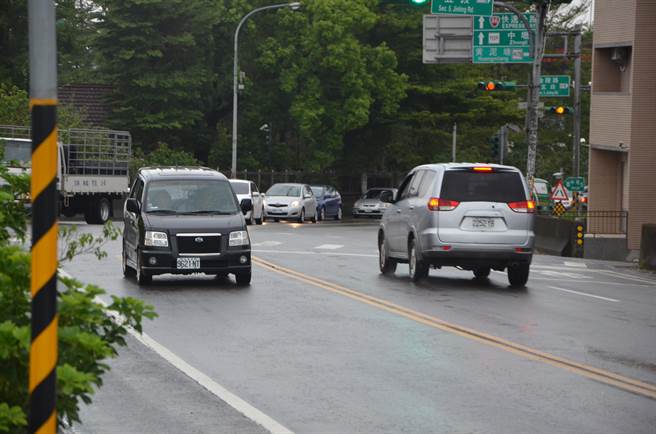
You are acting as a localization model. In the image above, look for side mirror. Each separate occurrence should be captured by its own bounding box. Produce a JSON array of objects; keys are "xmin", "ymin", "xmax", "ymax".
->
[
  {"xmin": 126, "ymin": 198, "xmax": 140, "ymax": 214},
  {"xmin": 240, "ymin": 198, "xmax": 253, "ymax": 214},
  {"xmin": 380, "ymin": 191, "xmax": 394, "ymax": 203}
]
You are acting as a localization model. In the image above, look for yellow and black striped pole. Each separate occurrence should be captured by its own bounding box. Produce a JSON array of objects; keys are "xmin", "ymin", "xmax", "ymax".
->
[{"xmin": 28, "ymin": 0, "xmax": 58, "ymax": 433}]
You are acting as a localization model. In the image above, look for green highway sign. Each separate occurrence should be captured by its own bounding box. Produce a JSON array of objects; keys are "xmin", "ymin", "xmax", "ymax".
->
[
  {"xmin": 540, "ymin": 75, "xmax": 571, "ymax": 97},
  {"xmin": 564, "ymin": 176, "xmax": 585, "ymax": 192},
  {"xmin": 473, "ymin": 13, "xmax": 536, "ymax": 64},
  {"xmin": 431, "ymin": 0, "xmax": 494, "ymax": 17}
]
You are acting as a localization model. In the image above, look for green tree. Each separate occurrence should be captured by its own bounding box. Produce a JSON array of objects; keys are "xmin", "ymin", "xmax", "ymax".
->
[{"xmin": 94, "ymin": 0, "xmax": 220, "ymax": 150}]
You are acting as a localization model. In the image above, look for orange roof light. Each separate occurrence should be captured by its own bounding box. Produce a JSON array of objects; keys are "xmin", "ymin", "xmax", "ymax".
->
[{"xmin": 473, "ymin": 166, "xmax": 493, "ymax": 172}]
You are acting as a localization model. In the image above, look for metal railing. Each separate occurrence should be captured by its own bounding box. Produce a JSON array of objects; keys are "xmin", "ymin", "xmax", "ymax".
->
[
  {"xmin": 538, "ymin": 208, "xmax": 628, "ymax": 235},
  {"xmin": 0, "ymin": 125, "xmax": 132, "ymax": 176}
]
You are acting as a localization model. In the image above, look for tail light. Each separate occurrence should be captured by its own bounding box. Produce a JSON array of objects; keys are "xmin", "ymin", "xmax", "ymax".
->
[
  {"xmin": 508, "ymin": 200, "xmax": 535, "ymax": 213},
  {"xmin": 580, "ymin": 196, "xmax": 588, "ymax": 203},
  {"xmin": 428, "ymin": 197, "xmax": 460, "ymax": 211}
]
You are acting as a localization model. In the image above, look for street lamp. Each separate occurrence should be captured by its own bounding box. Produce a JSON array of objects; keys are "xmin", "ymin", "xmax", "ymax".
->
[{"xmin": 231, "ymin": 2, "xmax": 301, "ymax": 179}]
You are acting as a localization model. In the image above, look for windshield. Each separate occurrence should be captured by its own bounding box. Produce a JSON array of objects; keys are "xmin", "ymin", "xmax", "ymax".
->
[
  {"xmin": 310, "ymin": 186, "xmax": 324, "ymax": 196},
  {"xmin": 230, "ymin": 181, "xmax": 250, "ymax": 195},
  {"xmin": 1, "ymin": 140, "xmax": 32, "ymax": 164},
  {"xmin": 440, "ymin": 171, "xmax": 526, "ymax": 203},
  {"xmin": 144, "ymin": 179, "xmax": 239, "ymax": 214},
  {"xmin": 364, "ymin": 189, "xmax": 386, "ymax": 199},
  {"xmin": 267, "ymin": 184, "xmax": 301, "ymax": 197}
]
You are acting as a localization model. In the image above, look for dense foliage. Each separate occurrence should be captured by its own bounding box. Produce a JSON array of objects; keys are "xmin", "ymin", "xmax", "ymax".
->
[
  {"xmin": 0, "ymin": 0, "xmax": 592, "ymax": 179},
  {"xmin": 0, "ymin": 152, "xmax": 157, "ymax": 432}
]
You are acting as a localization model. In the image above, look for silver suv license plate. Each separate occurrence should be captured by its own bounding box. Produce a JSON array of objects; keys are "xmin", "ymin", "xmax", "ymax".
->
[
  {"xmin": 177, "ymin": 257, "xmax": 200, "ymax": 269},
  {"xmin": 472, "ymin": 218, "xmax": 495, "ymax": 229}
]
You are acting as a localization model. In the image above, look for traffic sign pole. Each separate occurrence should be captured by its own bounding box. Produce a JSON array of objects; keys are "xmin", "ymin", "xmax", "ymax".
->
[
  {"xmin": 28, "ymin": 0, "xmax": 58, "ymax": 433},
  {"xmin": 572, "ymin": 27, "xmax": 582, "ymax": 178}
]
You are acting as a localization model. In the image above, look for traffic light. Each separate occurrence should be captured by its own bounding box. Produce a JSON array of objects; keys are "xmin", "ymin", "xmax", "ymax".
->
[
  {"xmin": 477, "ymin": 81, "xmax": 517, "ymax": 91},
  {"xmin": 548, "ymin": 106, "xmax": 574, "ymax": 115}
]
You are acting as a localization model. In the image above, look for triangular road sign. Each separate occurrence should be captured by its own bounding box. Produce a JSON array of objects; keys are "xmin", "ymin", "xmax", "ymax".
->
[{"xmin": 550, "ymin": 180, "xmax": 570, "ymax": 201}]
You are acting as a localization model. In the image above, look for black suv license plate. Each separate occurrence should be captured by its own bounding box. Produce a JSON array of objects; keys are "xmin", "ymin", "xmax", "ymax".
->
[{"xmin": 177, "ymin": 257, "xmax": 200, "ymax": 269}]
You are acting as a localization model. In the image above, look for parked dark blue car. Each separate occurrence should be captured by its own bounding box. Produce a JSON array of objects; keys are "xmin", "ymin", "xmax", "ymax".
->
[{"xmin": 310, "ymin": 185, "xmax": 343, "ymax": 221}]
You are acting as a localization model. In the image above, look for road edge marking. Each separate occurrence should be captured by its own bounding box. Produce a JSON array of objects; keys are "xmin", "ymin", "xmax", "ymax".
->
[
  {"xmin": 253, "ymin": 257, "xmax": 656, "ymax": 401},
  {"xmin": 58, "ymin": 268, "xmax": 294, "ymax": 434}
]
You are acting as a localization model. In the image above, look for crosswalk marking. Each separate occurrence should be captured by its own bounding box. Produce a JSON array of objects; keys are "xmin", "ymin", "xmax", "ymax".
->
[
  {"xmin": 251, "ymin": 241, "xmax": 283, "ymax": 247},
  {"xmin": 564, "ymin": 261, "xmax": 588, "ymax": 268}
]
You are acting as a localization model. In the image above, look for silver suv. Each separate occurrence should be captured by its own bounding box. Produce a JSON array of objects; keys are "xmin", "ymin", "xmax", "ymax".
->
[{"xmin": 378, "ymin": 163, "xmax": 535, "ymax": 287}]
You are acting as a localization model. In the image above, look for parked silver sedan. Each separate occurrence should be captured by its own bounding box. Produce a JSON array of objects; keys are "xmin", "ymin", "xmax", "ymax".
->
[
  {"xmin": 265, "ymin": 183, "xmax": 318, "ymax": 223},
  {"xmin": 352, "ymin": 188, "xmax": 398, "ymax": 218}
]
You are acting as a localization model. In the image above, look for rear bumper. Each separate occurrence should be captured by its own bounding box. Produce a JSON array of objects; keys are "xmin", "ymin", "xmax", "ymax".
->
[
  {"xmin": 140, "ymin": 248, "xmax": 251, "ymax": 276},
  {"xmin": 419, "ymin": 230, "xmax": 535, "ymax": 269}
]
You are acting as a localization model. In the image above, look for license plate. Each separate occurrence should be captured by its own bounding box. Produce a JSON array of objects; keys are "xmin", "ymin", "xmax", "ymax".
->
[
  {"xmin": 269, "ymin": 210, "xmax": 283, "ymax": 214},
  {"xmin": 177, "ymin": 257, "xmax": 200, "ymax": 269},
  {"xmin": 472, "ymin": 218, "xmax": 495, "ymax": 229}
]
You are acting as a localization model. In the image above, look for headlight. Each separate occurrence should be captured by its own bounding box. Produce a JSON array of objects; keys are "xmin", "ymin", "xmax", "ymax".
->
[
  {"xmin": 381, "ymin": 202, "xmax": 390, "ymax": 208},
  {"xmin": 290, "ymin": 200, "xmax": 300, "ymax": 208},
  {"xmin": 229, "ymin": 230, "xmax": 250, "ymax": 247},
  {"xmin": 144, "ymin": 231, "xmax": 168, "ymax": 247}
]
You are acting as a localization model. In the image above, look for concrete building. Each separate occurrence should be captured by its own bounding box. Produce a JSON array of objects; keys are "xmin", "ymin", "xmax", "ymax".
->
[{"xmin": 587, "ymin": 0, "xmax": 656, "ymax": 258}]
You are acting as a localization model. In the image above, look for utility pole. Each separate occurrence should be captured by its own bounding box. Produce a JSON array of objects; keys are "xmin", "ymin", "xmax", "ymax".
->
[
  {"xmin": 28, "ymin": 0, "xmax": 58, "ymax": 432},
  {"xmin": 452, "ymin": 122, "xmax": 457, "ymax": 162},
  {"xmin": 525, "ymin": 1, "xmax": 549, "ymax": 190},
  {"xmin": 572, "ymin": 26, "xmax": 582, "ymax": 177},
  {"xmin": 499, "ymin": 125, "xmax": 507, "ymax": 165}
]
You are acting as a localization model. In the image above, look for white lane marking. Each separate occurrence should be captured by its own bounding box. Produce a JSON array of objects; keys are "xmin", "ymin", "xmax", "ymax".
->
[
  {"xmin": 253, "ymin": 249, "xmax": 376, "ymax": 258},
  {"xmin": 564, "ymin": 261, "xmax": 588, "ymax": 268},
  {"xmin": 491, "ymin": 271, "xmax": 652, "ymax": 287},
  {"xmin": 549, "ymin": 286, "xmax": 620, "ymax": 303},
  {"xmin": 599, "ymin": 270, "xmax": 656, "ymax": 285},
  {"xmin": 314, "ymin": 244, "xmax": 344, "ymax": 250},
  {"xmin": 537, "ymin": 270, "xmax": 592, "ymax": 280},
  {"xmin": 251, "ymin": 241, "xmax": 283, "ymax": 247},
  {"xmin": 58, "ymin": 268, "xmax": 294, "ymax": 434}
]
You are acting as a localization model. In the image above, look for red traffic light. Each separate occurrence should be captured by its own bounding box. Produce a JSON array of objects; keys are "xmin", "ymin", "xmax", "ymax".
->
[{"xmin": 486, "ymin": 82, "xmax": 496, "ymax": 91}]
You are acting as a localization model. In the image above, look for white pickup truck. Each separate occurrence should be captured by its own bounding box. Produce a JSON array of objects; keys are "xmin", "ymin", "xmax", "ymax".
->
[{"xmin": 0, "ymin": 125, "xmax": 131, "ymax": 224}]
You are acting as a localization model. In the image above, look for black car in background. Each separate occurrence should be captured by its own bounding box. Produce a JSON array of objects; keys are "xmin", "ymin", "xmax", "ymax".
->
[{"xmin": 122, "ymin": 167, "xmax": 253, "ymax": 285}]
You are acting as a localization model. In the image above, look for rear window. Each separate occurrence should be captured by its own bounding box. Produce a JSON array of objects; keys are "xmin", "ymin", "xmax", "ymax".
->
[
  {"xmin": 440, "ymin": 170, "xmax": 526, "ymax": 203},
  {"xmin": 230, "ymin": 181, "xmax": 249, "ymax": 194}
]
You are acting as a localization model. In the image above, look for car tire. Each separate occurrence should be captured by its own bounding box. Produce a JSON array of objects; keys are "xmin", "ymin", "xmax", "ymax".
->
[
  {"xmin": 319, "ymin": 207, "xmax": 326, "ymax": 221},
  {"xmin": 311, "ymin": 210, "xmax": 317, "ymax": 223},
  {"xmin": 122, "ymin": 245, "xmax": 134, "ymax": 277},
  {"xmin": 85, "ymin": 196, "xmax": 111, "ymax": 224},
  {"xmin": 135, "ymin": 251, "xmax": 152, "ymax": 285},
  {"xmin": 298, "ymin": 208, "xmax": 305, "ymax": 224},
  {"xmin": 353, "ymin": 214, "xmax": 360, "ymax": 219},
  {"xmin": 473, "ymin": 267, "xmax": 491, "ymax": 279},
  {"xmin": 335, "ymin": 207, "xmax": 342, "ymax": 221},
  {"xmin": 235, "ymin": 270, "xmax": 252, "ymax": 286},
  {"xmin": 507, "ymin": 263, "xmax": 529, "ymax": 288},
  {"xmin": 255, "ymin": 207, "xmax": 264, "ymax": 225},
  {"xmin": 408, "ymin": 238, "xmax": 429, "ymax": 282},
  {"xmin": 379, "ymin": 235, "xmax": 397, "ymax": 275}
]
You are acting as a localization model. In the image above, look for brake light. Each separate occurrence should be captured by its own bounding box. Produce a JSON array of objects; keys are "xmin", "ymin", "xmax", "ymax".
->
[
  {"xmin": 428, "ymin": 197, "xmax": 460, "ymax": 211},
  {"xmin": 473, "ymin": 166, "xmax": 493, "ymax": 172},
  {"xmin": 508, "ymin": 200, "xmax": 535, "ymax": 213}
]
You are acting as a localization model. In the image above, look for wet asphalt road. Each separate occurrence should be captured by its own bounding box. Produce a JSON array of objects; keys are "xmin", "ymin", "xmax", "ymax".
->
[{"xmin": 65, "ymin": 219, "xmax": 656, "ymax": 433}]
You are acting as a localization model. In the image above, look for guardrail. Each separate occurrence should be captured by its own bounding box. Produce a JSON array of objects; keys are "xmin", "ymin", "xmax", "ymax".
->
[{"xmin": 536, "ymin": 209, "xmax": 628, "ymax": 235}]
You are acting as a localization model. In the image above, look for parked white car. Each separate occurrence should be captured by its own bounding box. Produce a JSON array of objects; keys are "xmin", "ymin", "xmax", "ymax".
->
[
  {"xmin": 229, "ymin": 179, "xmax": 265, "ymax": 225},
  {"xmin": 265, "ymin": 183, "xmax": 318, "ymax": 223}
]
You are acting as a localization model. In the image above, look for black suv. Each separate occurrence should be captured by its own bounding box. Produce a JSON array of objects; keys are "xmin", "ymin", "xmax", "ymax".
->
[{"xmin": 122, "ymin": 167, "xmax": 253, "ymax": 285}]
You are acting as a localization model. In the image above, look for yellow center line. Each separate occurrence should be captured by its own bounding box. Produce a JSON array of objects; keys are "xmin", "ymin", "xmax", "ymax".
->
[{"xmin": 252, "ymin": 256, "xmax": 656, "ymax": 400}]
